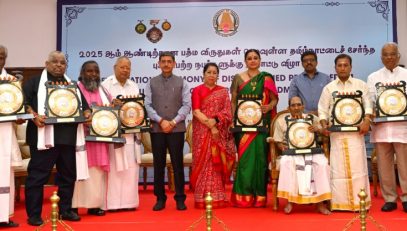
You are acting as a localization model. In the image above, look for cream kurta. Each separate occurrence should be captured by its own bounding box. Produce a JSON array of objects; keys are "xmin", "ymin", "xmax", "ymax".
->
[
  {"xmin": 318, "ymin": 77, "xmax": 371, "ymax": 211},
  {"xmin": 101, "ymin": 75, "xmax": 141, "ymax": 209},
  {"xmin": 273, "ymin": 113, "xmax": 331, "ymax": 204}
]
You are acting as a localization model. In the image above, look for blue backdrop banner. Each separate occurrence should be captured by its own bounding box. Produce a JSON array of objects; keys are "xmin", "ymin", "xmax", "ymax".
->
[{"xmin": 58, "ymin": 0, "xmax": 395, "ymax": 109}]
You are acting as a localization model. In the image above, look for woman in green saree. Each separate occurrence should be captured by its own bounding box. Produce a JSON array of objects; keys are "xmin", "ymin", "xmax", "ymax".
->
[{"xmin": 230, "ymin": 49, "xmax": 279, "ymax": 207}]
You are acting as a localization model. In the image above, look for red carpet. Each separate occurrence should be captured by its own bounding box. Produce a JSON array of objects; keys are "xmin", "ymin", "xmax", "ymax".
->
[{"xmin": 8, "ymin": 185, "xmax": 407, "ymax": 231}]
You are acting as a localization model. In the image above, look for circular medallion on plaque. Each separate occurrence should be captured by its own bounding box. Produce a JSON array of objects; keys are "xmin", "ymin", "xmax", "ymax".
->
[
  {"xmin": 334, "ymin": 98, "xmax": 363, "ymax": 125},
  {"xmin": 378, "ymin": 89, "xmax": 407, "ymax": 116},
  {"xmin": 120, "ymin": 101, "xmax": 145, "ymax": 128},
  {"xmin": 237, "ymin": 101, "xmax": 262, "ymax": 126},
  {"xmin": 0, "ymin": 83, "xmax": 24, "ymax": 115},
  {"xmin": 92, "ymin": 110, "xmax": 119, "ymax": 137},
  {"xmin": 288, "ymin": 122, "xmax": 315, "ymax": 148},
  {"xmin": 47, "ymin": 89, "xmax": 79, "ymax": 117}
]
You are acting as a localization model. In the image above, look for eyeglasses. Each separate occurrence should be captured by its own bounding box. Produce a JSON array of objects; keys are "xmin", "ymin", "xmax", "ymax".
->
[
  {"xmin": 382, "ymin": 53, "xmax": 400, "ymax": 58},
  {"xmin": 302, "ymin": 58, "xmax": 316, "ymax": 63}
]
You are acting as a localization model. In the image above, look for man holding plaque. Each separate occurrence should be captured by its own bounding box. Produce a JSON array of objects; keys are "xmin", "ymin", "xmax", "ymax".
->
[
  {"xmin": 367, "ymin": 42, "xmax": 407, "ymax": 213},
  {"xmin": 0, "ymin": 45, "xmax": 21, "ymax": 228},
  {"xmin": 72, "ymin": 61, "xmax": 110, "ymax": 216},
  {"xmin": 318, "ymin": 54, "xmax": 372, "ymax": 211},
  {"xmin": 274, "ymin": 96, "xmax": 331, "ymax": 215},
  {"xmin": 289, "ymin": 50, "xmax": 331, "ymax": 115},
  {"xmin": 23, "ymin": 51, "xmax": 91, "ymax": 226},
  {"xmin": 101, "ymin": 56, "xmax": 141, "ymax": 211},
  {"xmin": 145, "ymin": 51, "xmax": 191, "ymax": 211}
]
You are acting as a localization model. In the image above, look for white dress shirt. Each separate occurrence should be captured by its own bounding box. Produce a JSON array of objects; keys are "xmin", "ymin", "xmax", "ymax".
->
[{"xmin": 367, "ymin": 66, "xmax": 407, "ymax": 143}]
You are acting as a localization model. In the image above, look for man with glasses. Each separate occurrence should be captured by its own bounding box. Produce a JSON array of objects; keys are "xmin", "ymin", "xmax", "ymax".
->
[
  {"xmin": 289, "ymin": 50, "xmax": 331, "ymax": 115},
  {"xmin": 367, "ymin": 42, "xmax": 407, "ymax": 213}
]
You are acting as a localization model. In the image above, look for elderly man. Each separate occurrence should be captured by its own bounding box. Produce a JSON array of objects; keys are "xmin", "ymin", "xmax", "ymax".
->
[
  {"xmin": 318, "ymin": 54, "xmax": 372, "ymax": 211},
  {"xmin": 367, "ymin": 42, "xmax": 407, "ymax": 213},
  {"xmin": 0, "ymin": 45, "xmax": 22, "ymax": 228},
  {"xmin": 72, "ymin": 61, "xmax": 110, "ymax": 216},
  {"xmin": 101, "ymin": 56, "xmax": 141, "ymax": 211},
  {"xmin": 145, "ymin": 51, "xmax": 191, "ymax": 211},
  {"xmin": 23, "ymin": 51, "xmax": 91, "ymax": 226},
  {"xmin": 289, "ymin": 50, "xmax": 331, "ymax": 115},
  {"xmin": 274, "ymin": 96, "xmax": 331, "ymax": 215}
]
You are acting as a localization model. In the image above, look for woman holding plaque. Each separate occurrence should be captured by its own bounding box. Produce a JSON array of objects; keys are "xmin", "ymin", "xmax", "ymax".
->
[
  {"xmin": 230, "ymin": 49, "xmax": 278, "ymax": 207},
  {"xmin": 191, "ymin": 63, "xmax": 236, "ymax": 208}
]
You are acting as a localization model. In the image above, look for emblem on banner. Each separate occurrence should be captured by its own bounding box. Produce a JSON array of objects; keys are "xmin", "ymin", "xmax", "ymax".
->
[
  {"xmin": 135, "ymin": 19, "xmax": 172, "ymax": 43},
  {"xmin": 213, "ymin": 9, "xmax": 239, "ymax": 37}
]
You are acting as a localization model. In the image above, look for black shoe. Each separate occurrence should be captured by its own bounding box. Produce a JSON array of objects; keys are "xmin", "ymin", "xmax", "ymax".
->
[
  {"xmin": 176, "ymin": 201, "xmax": 187, "ymax": 211},
  {"xmin": 0, "ymin": 220, "xmax": 19, "ymax": 227},
  {"xmin": 27, "ymin": 216, "xmax": 43, "ymax": 226},
  {"xmin": 88, "ymin": 208, "xmax": 106, "ymax": 216},
  {"xmin": 402, "ymin": 202, "xmax": 407, "ymax": 213},
  {"xmin": 153, "ymin": 200, "xmax": 166, "ymax": 211},
  {"xmin": 381, "ymin": 202, "xmax": 397, "ymax": 212},
  {"xmin": 60, "ymin": 210, "xmax": 81, "ymax": 221}
]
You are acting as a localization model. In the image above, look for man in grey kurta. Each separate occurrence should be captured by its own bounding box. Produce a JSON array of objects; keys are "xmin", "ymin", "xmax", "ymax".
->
[{"xmin": 145, "ymin": 51, "xmax": 191, "ymax": 211}]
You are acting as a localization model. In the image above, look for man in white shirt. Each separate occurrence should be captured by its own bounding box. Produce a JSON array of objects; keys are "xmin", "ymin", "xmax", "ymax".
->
[
  {"xmin": 274, "ymin": 96, "xmax": 331, "ymax": 215},
  {"xmin": 318, "ymin": 54, "xmax": 372, "ymax": 211},
  {"xmin": 0, "ymin": 45, "xmax": 22, "ymax": 228},
  {"xmin": 367, "ymin": 42, "xmax": 407, "ymax": 213},
  {"xmin": 101, "ymin": 56, "xmax": 141, "ymax": 211}
]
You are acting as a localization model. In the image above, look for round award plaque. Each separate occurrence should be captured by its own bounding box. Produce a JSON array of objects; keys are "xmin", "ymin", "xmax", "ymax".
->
[
  {"xmin": 120, "ymin": 101, "xmax": 145, "ymax": 128},
  {"xmin": 47, "ymin": 89, "xmax": 79, "ymax": 117},
  {"xmin": 378, "ymin": 89, "xmax": 407, "ymax": 116},
  {"xmin": 288, "ymin": 122, "xmax": 314, "ymax": 148},
  {"xmin": 0, "ymin": 83, "xmax": 24, "ymax": 115},
  {"xmin": 237, "ymin": 101, "xmax": 262, "ymax": 126},
  {"xmin": 92, "ymin": 110, "xmax": 119, "ymax": 137},
  {"xmin": 334, "ymin": 98, "xmax": 363, "ymax": 125}
]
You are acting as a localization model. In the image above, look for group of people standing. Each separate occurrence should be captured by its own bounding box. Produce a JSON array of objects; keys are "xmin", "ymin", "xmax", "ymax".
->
[{"xmin": 0, "ymin": 42, "xmax": 406, "ymax": 228}]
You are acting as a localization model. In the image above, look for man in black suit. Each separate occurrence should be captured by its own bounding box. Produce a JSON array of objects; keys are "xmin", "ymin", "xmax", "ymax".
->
[{"xmin": 23, "ymin": 51, "xmax": 91, "ymax": 226}]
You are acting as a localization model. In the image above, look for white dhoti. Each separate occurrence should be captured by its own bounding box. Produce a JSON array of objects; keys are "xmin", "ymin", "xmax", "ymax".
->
[
  {"xmin": 72, "ymin": 167, "xmax": 107, "ymax": 208},
  {"xmin": 330, "ymin": 132, "xmax": 371, "ymax": 211},
  {"xmin": 277, "ymin": 153, "xmax": 331, "ymax": 204},
  {"xmin": 105, "ymin": 134, "xmax": 141, "ymax": 210}
]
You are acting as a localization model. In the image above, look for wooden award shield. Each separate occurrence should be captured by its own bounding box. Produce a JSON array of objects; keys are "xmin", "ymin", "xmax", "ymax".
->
[
  {"xmin": 0, "ymin": 74, "xmax": 34, "ymax": 122},
  {"xmin": 230, "ymin": 94, "xmax": 267, "ymax": 133},
  {"xmin": 283, "ymin": 114, "xmax": 323, "ymax": 155},
  {"xmin": 117, "ymin": 94, "xmax": 151, "ymax": 133},
  {"xmin": 329, "ymin": 90, "xmax": 364, "ymax": 132},
  {"xmin": 374, "ymin": 81, "xmax": 407, "ymax": 122},
  {"xmin": 85, "ymin": 105, "xmax": 126, "ymax": 143},
  {"xmin": 44, "ymin": 81, "xmax": 86, "ymax": 124}
]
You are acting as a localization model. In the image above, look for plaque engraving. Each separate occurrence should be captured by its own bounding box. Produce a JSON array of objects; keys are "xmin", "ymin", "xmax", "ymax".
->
[
  {"xmin": 85, "ymin": 104, "xmax": 126, "ymax": 143},
  {"xmin": 329, "ymin": 90, "xmax": 364, "ymax": 132},
  {"xmin": 0, "ymin": 74, "xmax": 34, "ymax": 122},
  {"xmin": 282, "ymin": 115, "xmax": 323, "ymax": 155},
  {"xmin": 230, "ymin": 94, "xmax": 267, "ymax": 133},
  {"xmin": 374, "ymin": 81, "xmax": 407, "ymax": 122},
  {"xmin": 44, "ymin": 81, "xmax": 86, "ymax": 124}
]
